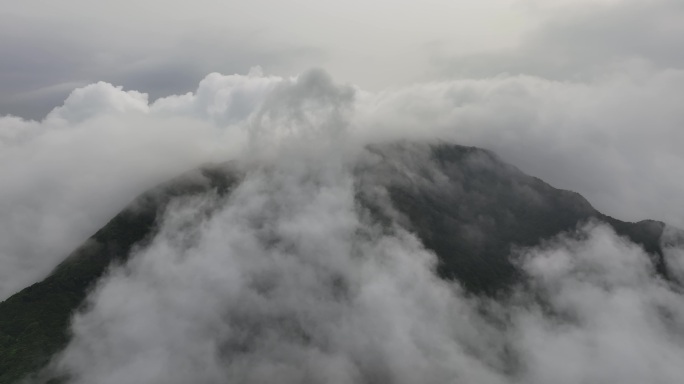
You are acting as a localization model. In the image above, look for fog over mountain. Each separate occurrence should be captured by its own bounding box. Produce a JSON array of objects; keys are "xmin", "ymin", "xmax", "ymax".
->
[
  {"xmin": 45, "ymin": 145, "xmax": 684, "ymax": 384},
  {"xmin": 1, "ymin": 70, "xmax": 683, "ymax": 384},
  {"xmin": 2, "ymin": 0, "xmax": 684, "ymax": 383},
  {"xmin": 2, "ymin": 68, "xmax": 683, "ymax": 302}
]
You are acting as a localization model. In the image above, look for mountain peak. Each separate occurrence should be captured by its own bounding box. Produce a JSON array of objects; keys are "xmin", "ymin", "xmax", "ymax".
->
[{"xmin": 0, "ymin": 141, "xmax": 677, "ymax": 384}]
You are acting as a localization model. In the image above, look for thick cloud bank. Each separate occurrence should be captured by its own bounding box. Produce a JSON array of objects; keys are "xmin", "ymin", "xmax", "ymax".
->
[
  {"xmin": 0, "ymin": 71, "xmax": 277, "ymax": 299},
  {"xmin": 1, "ymin": 1, "xmax": 682, "ymax": 381},
  {"xmin": 0, "ymin": 71, "xmax": 669, "ymax": 384},
  {"xmin": 51, "ymin": 164, "xmax": 684, "ymax": 383},
  {"xmin": 0, "ymin": 65, "xmax": 680, "ymax": 383},
  {"xmin": 2, "ymin": 66, "xmax": 684, "ymax": 300}
]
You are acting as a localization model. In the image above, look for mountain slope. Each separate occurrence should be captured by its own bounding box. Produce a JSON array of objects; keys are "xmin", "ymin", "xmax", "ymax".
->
[
  {"xmin": 0, "ymin": 166, "xmax": 240, "ymax": 384},
  {"xmin": 0, "ymin": 142, "xmax": 673, "ymax": 383},
  {"xmin": 358, "ymin": 142, "xmax": 668, "ymax": 292}
]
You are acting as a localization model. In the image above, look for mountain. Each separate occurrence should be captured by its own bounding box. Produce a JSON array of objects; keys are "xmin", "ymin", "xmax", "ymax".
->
[{"xmin": 0, "ymin": 142, "xmax": 675, "ymax": 384}]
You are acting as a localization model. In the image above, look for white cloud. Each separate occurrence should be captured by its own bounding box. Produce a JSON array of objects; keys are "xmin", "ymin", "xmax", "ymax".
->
[
  {"xmin": 50, "ymin": 142, "xmax": 684, "ymax": 383},
  {"xmin": 0, "ymin": 75, "xmax": 272, "ymax": 299},
  {"xmin": 0, "ymin": 62, "xmax": 680, "ymax": 383},
  {"xmin": 1, "ymin": 0, "xmax": 532, "ymax": 119},
  {"xmin": 356, "ymin": 69, "xmax": 684, "ymax": 227},
  {"xmin": 2, "ymin": 63, "xmax": 683, "ymax": 301},
  {"xmin": 50, "ymin": 123, "xmax": 507, "ymax": 383},
  {"xmin": 47, "ymin": 82, "xmax": 150, "ymax": 124},
  {"xmin": 2, "ymin": 0, "xmax": 682, "ymax": 381},
  {"xmin": 510, "ymin": 223, "xmax": 684, "ymax": 383}
]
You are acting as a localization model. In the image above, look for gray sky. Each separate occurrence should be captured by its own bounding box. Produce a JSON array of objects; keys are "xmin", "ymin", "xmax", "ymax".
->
[
  {"xmin": 2, "ymin": 0, "xmax": 684, "ymax": 299},
  {"xmin": 3, "ymin": 0, "xmax": 683, "ymax": 117},
  {"xmin": 1, "ymin": 0, "xmax": 530, "ymax": 119}
]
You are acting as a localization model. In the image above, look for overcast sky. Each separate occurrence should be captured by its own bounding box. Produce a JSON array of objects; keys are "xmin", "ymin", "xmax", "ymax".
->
[
  {"xmin": 1, "ymin": 0, "xmax": 683, "ymax": 291},
  {"xmin": 4, "ymin": 0, "xmax": 683, "ymax": 115},
  {"xmin": 2, "ymin": 0, "xmax": 544, "ymax": 119}
]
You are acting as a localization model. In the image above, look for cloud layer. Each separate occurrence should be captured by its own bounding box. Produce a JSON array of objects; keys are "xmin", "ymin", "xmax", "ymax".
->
[
  {"xmin": 0, "ymin": 51, "xmax": 680, "ymax": 384},
  {"xmin": 1, "ymin": 0, "xmax": 532, "ymax": 119},
  {"xmin": 2, "ymin": 1, "xmax": 683, "ymax": 382},
  {"xmin": 51, "ymin": 156, "xmax": 684, "ymax": 383},
  {"xmin": 0, "ymin": 69, "xmax": 677, "ymax": 383},
  {"xmin": 2, "ymin": 61, "xmax": 684, "ymax": 302}
]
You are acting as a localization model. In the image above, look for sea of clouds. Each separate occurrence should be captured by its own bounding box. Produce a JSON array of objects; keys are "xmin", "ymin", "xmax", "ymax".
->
[
  {"xmin": 1, "ymin": 67, "xmax": 683, "ymax": 383},
  {"xmin": 2, "ymin": 66, "xmax": 684, "ymax": 300}
]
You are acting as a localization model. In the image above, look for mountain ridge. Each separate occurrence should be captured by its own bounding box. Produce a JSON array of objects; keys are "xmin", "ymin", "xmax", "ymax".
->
[{"xmin": 0, "ymin": 141, "xmax": 676, "ymax": 384}]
